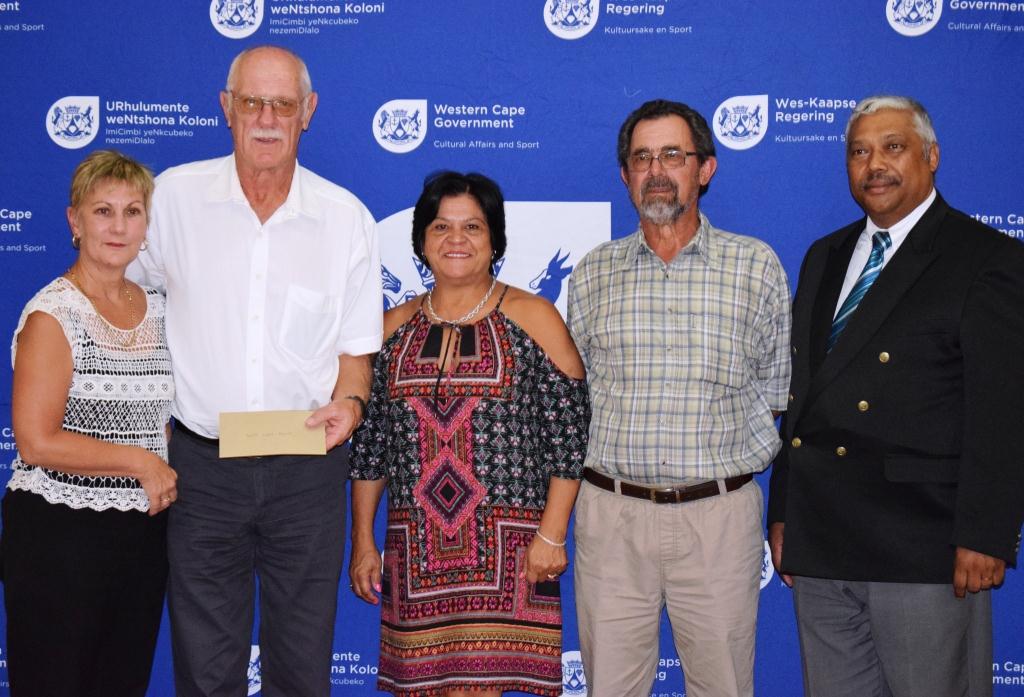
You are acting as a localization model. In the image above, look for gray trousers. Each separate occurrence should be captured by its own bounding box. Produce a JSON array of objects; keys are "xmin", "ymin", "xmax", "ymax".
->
[
  {"xmin": 792, "ymin": 575, "xmax": 993, "ymax": 697},
  {"xmin": 167, "ymin": 430, "xmax": 348, "ymax": 697}
]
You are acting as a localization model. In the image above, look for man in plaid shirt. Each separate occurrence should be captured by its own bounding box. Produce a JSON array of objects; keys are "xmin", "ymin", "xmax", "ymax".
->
[{"xmin": 567, "ymin": 99, "xmax": 792, "ymax": 697}]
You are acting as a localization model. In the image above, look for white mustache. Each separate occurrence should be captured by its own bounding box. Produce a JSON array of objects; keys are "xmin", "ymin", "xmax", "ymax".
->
[{"xmin": 250, "ymin": 128, "xmax": 285, "ymax": 140}]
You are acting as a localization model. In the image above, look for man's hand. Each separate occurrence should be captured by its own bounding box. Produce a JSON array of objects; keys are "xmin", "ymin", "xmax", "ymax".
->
[
  {"xmin": 952, "ymin": 546, "xmax": 1005, "ymax": 598},
  {"xmin": 306, "ymin": 398, "xmax": 361, "ymax": 450},
  {"xmin": 768, "ymin": 522, "xmax": 794, "ymax": 587}
]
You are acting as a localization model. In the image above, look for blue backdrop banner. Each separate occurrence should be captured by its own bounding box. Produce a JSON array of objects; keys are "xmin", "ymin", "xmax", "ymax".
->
[{"xmin": 0, "ymin": 1, "xmax": 1022, "ymax": 695}]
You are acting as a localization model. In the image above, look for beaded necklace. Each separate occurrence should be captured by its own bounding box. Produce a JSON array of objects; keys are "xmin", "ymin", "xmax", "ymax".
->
[
  {"xmin": 423, "ymin": 276, "xmax": 499, "ymax": 404},
  {"xmin": 425, "ymin": 276, "xmax": 497, "ymax": 327}
]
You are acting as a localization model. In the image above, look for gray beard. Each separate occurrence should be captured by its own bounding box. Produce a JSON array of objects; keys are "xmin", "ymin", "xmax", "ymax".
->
[{"xmin": 638, "ymin": 198, "xmax": 685, "ymax": 226}]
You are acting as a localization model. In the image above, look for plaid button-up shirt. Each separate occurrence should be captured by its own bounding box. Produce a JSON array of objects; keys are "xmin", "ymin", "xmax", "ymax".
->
[{"xmin": 567, "ymin": 213, "xmax": 792, "ymax": 484}]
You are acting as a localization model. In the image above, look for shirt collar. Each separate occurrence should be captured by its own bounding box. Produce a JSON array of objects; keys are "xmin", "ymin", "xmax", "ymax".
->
[
  {"xmin": 621, "ymin": 211, "xmax": 717, "ymax": 269},
  {"xmin": 206, "ymin": 154, "xmax": 321, "ymax": 220},
  {"xmin": 865, "ymin": 187, "xmax": 936, "ymax": 243}
]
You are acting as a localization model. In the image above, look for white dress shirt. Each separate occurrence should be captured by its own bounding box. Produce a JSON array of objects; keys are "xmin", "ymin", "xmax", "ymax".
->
[
  {"xmin": 129, "ymin": 154, "xmax": 383, "ymax": 437},
  {"xmin": 834, "ymin": 188, "xmax": 936, "ymax": 317}
]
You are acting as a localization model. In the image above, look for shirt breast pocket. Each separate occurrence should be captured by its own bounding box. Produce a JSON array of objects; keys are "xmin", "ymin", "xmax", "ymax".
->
[
  {"xmin": 279, "ymin": 285, "xmax": 341, "ymax": 361},
  {"xmin": 686, "ymin": 314, "xmax": 749, "ymax": 389}
]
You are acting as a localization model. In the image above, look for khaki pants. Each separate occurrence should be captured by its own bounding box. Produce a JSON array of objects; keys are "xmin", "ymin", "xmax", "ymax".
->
[{"xmin": 573, "ymin": 478, "xmax": 763, "ymax": 697}]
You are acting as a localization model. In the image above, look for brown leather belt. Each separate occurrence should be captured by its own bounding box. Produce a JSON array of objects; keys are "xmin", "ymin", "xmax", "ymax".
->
[{"xmin": 583, "ymin": 467, "xmax": 753, "ymax": 505}]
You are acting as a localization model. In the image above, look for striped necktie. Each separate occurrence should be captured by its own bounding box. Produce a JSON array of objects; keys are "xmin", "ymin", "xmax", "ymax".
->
[{"xmin": 826, "ymin": 230, "xmax": 892, "ymax": 352}]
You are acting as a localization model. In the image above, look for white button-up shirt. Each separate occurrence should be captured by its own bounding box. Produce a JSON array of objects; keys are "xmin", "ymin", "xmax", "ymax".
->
[
  {"xmin": 833, "ymin": 188, "xmax": 936, "ymax": 317},
  {"xmin": 129, "ymin": 154, "xmax": 383, "ymax": 438}
]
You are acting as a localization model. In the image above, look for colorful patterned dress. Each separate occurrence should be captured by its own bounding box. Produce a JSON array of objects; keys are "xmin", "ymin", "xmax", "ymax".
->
[{"xmin": 351, "ymin": 302, "xmax": 590, "ymax": 697}]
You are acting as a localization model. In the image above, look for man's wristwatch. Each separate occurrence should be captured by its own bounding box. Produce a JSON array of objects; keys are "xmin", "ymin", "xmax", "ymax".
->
[{"xmin": 344, "ymin": 394, "xmax": 367, "ymax": 421}]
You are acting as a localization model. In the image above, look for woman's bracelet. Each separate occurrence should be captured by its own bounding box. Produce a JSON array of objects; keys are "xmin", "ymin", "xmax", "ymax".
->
[{"xmin": 535, "ymin": 530, "xmax": 566, "ymax": 547}]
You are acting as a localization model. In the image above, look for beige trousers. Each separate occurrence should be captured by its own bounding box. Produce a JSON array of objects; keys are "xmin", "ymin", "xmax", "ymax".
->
[{"xmin": 573, "ymin": 478, "xmax": 763, "ymax": 697}]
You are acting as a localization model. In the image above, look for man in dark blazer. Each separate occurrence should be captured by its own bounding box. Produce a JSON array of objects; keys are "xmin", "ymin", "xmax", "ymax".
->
[{"xmin": 768, "ymin": 95, "xmax": 1024, "ymax": 697}]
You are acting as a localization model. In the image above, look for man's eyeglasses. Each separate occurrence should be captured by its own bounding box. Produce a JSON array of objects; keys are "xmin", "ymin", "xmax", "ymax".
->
[
  {"xmin": 228, "ymin": 91, "xmax": 304, "ymax": 118},
  {"xmin": 627, "ymin": 148, "xmax": 699, "ymax": 172}
]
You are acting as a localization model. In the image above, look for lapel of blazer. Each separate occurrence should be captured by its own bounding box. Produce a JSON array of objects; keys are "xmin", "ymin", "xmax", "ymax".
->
[
  {"xmin": 809, "ymin": 228, "xmax": 860, "ymax": 375},
  {"xmin": 785, "ymin": 225, "xmax": 858, "ymax": 436},
  {"xmin": 804, "ymin": 195, "xmax": 949, "ymax": 408}
]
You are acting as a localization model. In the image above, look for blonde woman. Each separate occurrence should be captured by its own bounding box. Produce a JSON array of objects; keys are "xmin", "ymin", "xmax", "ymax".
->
[{"xmin": 2, "ymin": 150, "xmax": 176, "ymax": 696}]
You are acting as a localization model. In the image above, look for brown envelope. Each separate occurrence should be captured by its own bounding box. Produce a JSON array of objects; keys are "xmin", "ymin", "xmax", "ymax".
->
[{"xmin": 218, "ymin": 410, "xmax": 326, "ymax": 458}]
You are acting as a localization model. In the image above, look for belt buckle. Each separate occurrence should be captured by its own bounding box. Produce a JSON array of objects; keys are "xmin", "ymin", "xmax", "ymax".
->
[{"xmin": 649, "ymin": 486, "xmax": 682, "ymax": 504}]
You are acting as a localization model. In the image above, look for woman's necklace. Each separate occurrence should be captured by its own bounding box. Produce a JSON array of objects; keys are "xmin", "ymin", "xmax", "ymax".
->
[
  {"xmin": 66, "ymin": 267, "xmax": 137, "ymax": 346},
  {"xmin": 425, "ymin": 277, "xmax": 498, "ymax": 405},
  {"xmin": 425, "ymin": 276, "xmax": 498, "ymax": 327}
]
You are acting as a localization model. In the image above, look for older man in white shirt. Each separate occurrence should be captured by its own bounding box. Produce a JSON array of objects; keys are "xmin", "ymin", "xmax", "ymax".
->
[{"xmin": 130, "ymin": 45, "xmax": 381, "ymax": 696}]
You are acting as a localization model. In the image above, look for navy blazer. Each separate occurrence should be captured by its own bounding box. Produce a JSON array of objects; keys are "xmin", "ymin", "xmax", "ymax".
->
[{"xmin": 768, "ymin": 195, "xmax": 1024, "ymax": 583}]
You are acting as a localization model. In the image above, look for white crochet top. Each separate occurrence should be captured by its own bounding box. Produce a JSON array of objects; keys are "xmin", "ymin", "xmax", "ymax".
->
[{"xmin": 7, "ymin": 277, "xmax": 174, "ymax": 512}]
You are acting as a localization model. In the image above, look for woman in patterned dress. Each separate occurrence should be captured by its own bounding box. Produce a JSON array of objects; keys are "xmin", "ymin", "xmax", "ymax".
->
[
  {"xmin": 2, "ymin": 150, "xmax": 177, "ymax": 696},
  {"xmin": 350, "ymin": 171, "xmax": 590, "ymax": 697}
]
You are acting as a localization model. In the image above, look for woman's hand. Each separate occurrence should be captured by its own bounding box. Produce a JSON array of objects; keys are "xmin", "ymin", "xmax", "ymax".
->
[
  {"xmin": 136, "ymin": 451, "xmax": 178, "ymax": 516},
  {"xmin": 350, "ymin": 538, "xmax": 383, "ymax": 604},
  {"xmin": 522, "ymin": 532, "xmax": 568, "ymax": 584},
  {"xmin": 521, "ymin": 477, "xmax": 580, "ymax": 584}
]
